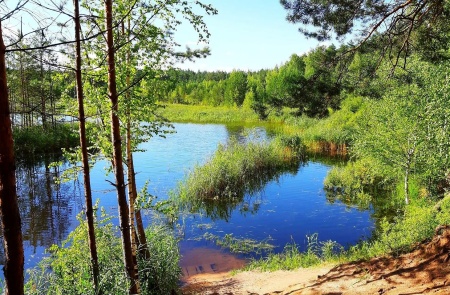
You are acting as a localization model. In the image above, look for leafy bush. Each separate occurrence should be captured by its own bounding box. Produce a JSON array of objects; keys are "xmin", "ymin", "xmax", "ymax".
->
[
  {"xmin": 25, "ymin": 212, "xmax": 180, "ymax": 295},
  {"xmin": 324, "ymin": 158, "xmax": 395, "ymax": 194},
  {"xmin": 14, "ymin": 124, "xmax": 79, "ymax": 156},
  {"xmin": 293, "ymin": 94, "xmax": 367, "ymax": 144},
  {"xmin": 139, "ymin": 225, "xmax": 181, "ymax": 295}
]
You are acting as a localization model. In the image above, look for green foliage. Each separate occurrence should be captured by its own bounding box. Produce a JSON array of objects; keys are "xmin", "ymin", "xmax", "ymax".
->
[
  {"xmin": 246, "ymin": 234, "xmax": 343, "ymax": 271},
  {"xmin": 224, "ymin": 71, "xmax": 248, "ymax": 106},
  {"xmin": 25, "ymin": 213, "xmax": 181, "ymax": 295},
  {"xmin": 138, "ymin": 226, "xmax": 181, "ymax": 295},
  {"xmin": 324, "ymin": 158, "xmax": 394, "ymax": 194},
  {"xmin": 351, "ymin": 60, "xmax": 450, "ymax": 195},
  {"xmin": 26, "ymin": 213, "xmax": 127, "ymax": 294},
  {"xmin": 348, "ymin": 201, "xmax": 438, "ymax": 260},
  {"xmin": 13, "ymin": 124, "xmax": 79, "ymax": 156},
  {"xmin": 285, "ymin": 94, "xmax": 366, "ymax": 144}
]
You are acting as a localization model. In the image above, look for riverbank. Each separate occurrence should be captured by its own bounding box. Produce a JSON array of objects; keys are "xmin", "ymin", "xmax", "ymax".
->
[{"xmin": 182, "ymin": 226, "xmax": 450, "ymax": 294}]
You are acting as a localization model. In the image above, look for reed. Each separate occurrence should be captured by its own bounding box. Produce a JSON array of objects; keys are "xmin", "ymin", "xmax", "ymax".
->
[{"xmin": 173, "ymin": 135, "xmax": 306, "ymax": 218}]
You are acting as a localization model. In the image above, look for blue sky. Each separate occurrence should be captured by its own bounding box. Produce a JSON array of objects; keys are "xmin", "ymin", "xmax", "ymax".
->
[{"xmin": 176, "ymin": 0, "xmax": 323, "ymax": 72}]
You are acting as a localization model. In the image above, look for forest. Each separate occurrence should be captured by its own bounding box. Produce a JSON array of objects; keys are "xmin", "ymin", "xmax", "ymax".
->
[{"xmin": 2, "ymin": 0, "xmax": 450, "ymax": 294}]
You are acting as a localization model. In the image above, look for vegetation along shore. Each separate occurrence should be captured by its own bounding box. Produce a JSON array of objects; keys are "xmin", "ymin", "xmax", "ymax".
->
[{"xmin": 2, "ymin": 0, "xmax": 450, "ymax": 294}]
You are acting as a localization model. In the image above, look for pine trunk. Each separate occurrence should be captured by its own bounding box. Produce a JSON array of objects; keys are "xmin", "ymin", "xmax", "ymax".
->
[
  {"xmin": 74, "ymin": 0, "xmax": 100, "ymax": 291},
  {"xmin": 0, "ymin": 20, "xmax": 25, "ymax": 295},
  {"xmin": 104, "ymin": 1, "xmax": 140, "ymax": 293}
]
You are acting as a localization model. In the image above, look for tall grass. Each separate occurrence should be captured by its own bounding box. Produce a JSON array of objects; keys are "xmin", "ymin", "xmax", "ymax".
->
[
  {"xmin": 245, "ymin": 234, "xmax": 342, "ymax": 271},
  {"xmin": 173, "ymin": 135, "xmax": 306, "ymax": 219}
]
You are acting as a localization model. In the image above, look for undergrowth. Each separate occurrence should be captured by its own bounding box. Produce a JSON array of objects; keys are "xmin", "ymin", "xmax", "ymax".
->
[
  {"xmin": 13, "ymin": 123, "xmax": 79, "ymax": 156},
  {"xmin": 25, "ymin": 211, "xmax": 180, "ymax": 295}
]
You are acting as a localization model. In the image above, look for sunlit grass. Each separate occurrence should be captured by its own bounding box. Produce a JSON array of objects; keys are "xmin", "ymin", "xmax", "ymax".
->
[
  {"xmin": 160, "ymin": 104, "xmax": 263, "ymax": 123},
  {"xmin": 172, "ymin": 135, "xmax": 306, "ymax": 220},
  {"xmin": 174, "ymin": 135, "xmax": 306, "ymax": 201}
]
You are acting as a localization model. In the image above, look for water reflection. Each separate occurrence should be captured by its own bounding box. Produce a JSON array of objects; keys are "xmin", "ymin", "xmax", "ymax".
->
[
  {"xmin": 183, "ymin": 160, "xmax": 302, "ymax": 221},
  {"xmin": 9, "ymin": 156, "xmax": 79, "ymax": 265},
  {"xmin": 224, "ymin": 124, "xmax": 270, "ymax": 144},
  {"xmin": 4, "ymin": 123, "xmax": 379, "ymax": 274},
  {"xmin": 325, "ymin": 186, "xmax": 399, "ymax": 235}
]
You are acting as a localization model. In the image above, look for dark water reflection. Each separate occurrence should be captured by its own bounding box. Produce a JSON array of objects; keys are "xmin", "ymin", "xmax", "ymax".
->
[{"xmin": 4, "ymin": 156, "xmax": 81, "ymax": 269}]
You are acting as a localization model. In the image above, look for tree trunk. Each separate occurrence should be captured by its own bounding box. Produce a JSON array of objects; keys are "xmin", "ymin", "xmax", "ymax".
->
[
  {"xmin": 39, "ymin": 46, "xmax": 46, "ymax": 128},
  {"xmin": 104, "ymin": 1, "xmax": 140, "ymax": 293},
  {"xmin": 74, "ymin": 0, "xmax": 100, "ymax": 291},
  {"xmin": 0, "ymin": 20, "xmax": 25, "ymax": 295},
  {"xmin": 127, "ymin": 131, "xmax": 150, "ymax": 259},
  {"xmin": 127, "ymin": 119, "xmax": 141, "ymax": 278},
  {"xmin": 123, "ymin": 19, "xmax": 141, "ymax": 289}
]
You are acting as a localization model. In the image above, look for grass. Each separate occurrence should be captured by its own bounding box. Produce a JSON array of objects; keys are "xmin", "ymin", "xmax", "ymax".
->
[
  {"xmin": 158, "ymin": 103, "xmax": 299, "ymax": 129},
  {"xmin": 172, "ymin": 135, "xmax": 306, "ymax": 219},
  {"xmin": 245, "ymin": 234, "xmax": 342, "ymax": 271},
  {"xmin": 160, "ymin": 104, "xmax": 265, "ymax": 124},
  {"xmin": 202, "ymin": 233, "xmax": 275, "ymax": 255}
]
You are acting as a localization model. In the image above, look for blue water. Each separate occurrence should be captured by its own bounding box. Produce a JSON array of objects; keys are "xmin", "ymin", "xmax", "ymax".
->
[{"xmin": 10, "ymin": 123, "xmax": 375, "ymax": 274}]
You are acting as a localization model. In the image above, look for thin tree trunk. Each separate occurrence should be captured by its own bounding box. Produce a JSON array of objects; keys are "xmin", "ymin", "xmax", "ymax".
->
[
  {"xmin": 39, "ymin": 46, "xmax": 46, "ymax": 128},
  {"xmin": 0, "ymin": 20, "xmax": 25, "ymax": 295},
  {"xmin": 104, "ymin": 1, "xmax": 139, "ymax": 293},
  {"xmin": 127, "ymin": 118, "xmax": 140, "ymax": 279},
  {"xmin": 127, "ymin": 128, "xmax": 150, "ymax": 259},
  {"xmin": 123, "ymin": 19, "xmax": 140, "ymax": 289},
  {"xmin": 74, "ymin": 0, "xmax": 100, "ymax": 291}
]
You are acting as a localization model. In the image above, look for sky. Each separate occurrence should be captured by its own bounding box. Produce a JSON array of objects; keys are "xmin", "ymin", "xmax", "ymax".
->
[
  {"xmin": 2, "ymin": 0, "xmax": 325, "ymax": 72},
  {"xmin": 175, "ymin": 0, "xmax": 324, "ymax": 72}
]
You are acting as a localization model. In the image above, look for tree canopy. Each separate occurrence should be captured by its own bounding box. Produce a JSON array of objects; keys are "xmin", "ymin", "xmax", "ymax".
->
[{"xmin": 281, "ymin": 0, "xmax": 450, "ymax": 64}]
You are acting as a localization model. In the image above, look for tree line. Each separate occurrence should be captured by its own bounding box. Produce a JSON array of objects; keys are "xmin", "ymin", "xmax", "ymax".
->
[{"xmin": 159, "ymin": 40, "xmax": 393, "ymax": 119}]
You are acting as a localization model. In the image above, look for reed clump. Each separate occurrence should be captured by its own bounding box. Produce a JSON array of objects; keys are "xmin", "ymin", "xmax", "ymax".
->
[{"xmin": 175, "ymin": 135, "xmax": 306, "ymax": 204}]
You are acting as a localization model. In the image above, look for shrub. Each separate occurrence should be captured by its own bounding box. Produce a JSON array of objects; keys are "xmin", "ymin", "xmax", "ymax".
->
[
  {"xmin": 13, "ymin": 124, "xmax": 79, "ymax": 156},
  {"xmin": 25, "ymin": 212, "xmax": 181, "ymax": 295},
  {"xmin": 324, "ymin": 158, "xmax": 395, "ymax": 194}
]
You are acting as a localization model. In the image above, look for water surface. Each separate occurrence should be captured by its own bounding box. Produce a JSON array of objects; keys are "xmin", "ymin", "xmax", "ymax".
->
[{"xmin": 7, "ymin": 123, "xmax": 376, "ymax": 275}]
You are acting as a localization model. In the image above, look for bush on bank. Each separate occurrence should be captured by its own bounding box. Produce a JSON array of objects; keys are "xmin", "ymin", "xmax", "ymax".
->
[{"xmin": 25, "ymin": 212, "xmax": 180, "ymax": 295}]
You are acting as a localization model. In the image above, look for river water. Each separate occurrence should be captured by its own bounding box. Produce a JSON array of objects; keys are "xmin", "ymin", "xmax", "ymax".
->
[{"xmin": 7, "ymin": 123, "xmax": 376, "ymax": 276}]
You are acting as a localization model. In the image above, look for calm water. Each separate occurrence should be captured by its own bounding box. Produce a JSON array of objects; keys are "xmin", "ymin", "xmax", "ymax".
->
[{"xmin": 6, "ymin": 123, "xmax": 376, "ymax": 275}]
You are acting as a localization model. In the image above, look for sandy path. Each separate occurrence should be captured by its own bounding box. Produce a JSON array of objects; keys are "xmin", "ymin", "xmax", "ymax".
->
[{"xmin": 181, "ymin": 228, "xmax": 450, "ymax": 295}]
